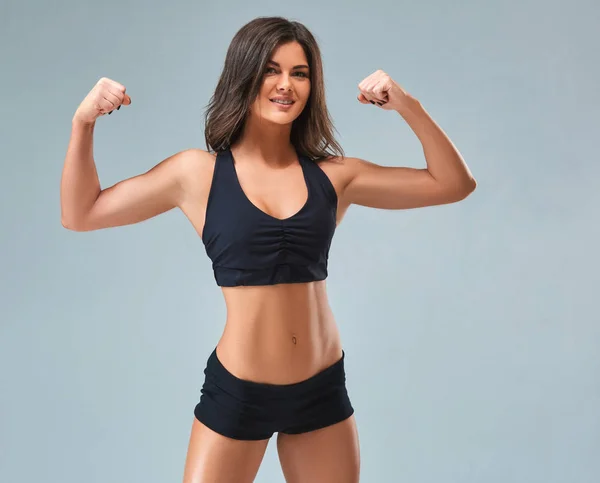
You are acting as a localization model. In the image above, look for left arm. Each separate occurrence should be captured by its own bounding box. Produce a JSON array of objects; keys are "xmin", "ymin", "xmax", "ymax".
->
[{"xmin": 343, "ymin": 71, "xmax": 476, "ymax": 210}]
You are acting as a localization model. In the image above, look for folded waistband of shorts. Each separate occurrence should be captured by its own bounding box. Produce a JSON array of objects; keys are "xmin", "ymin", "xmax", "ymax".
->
[{"xmin": 204, "ymin": 347, "xmax": 346, "ymax": 398}]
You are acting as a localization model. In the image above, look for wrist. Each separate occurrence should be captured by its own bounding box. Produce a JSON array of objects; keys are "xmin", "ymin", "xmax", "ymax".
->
[
  {"xmin": 394, "ymin": 95, "xmax": 421, "ymax": 116},
  {"xmin": 72, "ymin": 115, "xmax": 96, "ymax": 128}
]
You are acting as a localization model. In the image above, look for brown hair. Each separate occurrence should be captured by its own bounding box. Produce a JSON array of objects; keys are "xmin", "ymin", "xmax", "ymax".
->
[{"xmin": 204, "ymin": 16, "xmax": 344, "ymax": 161}]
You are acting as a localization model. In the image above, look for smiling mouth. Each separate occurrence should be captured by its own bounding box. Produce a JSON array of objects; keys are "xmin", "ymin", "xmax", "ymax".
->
[{"xmin": 270, "ymin": 99, "xmax": 295, "ymax": 105}]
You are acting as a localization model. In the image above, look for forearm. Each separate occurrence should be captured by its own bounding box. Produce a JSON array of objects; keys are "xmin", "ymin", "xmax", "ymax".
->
[
  {"xmin": 396, "ymin": 97, "xmax": 476, "ymax": 192},
  {"xmin": 60, "ymin": 119, "xmax": 101, "ymax": 227}
]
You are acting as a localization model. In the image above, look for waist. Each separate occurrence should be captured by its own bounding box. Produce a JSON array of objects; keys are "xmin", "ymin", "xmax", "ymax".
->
[{"xmin": 216, "ymin": 281, "xmax": 342, "ymax": 384}]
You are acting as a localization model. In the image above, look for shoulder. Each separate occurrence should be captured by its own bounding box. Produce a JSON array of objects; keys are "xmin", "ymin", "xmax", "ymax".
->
[
  {"xmin": 171, "ymin": 148, "xmax": 216, "ymax": 174},
  {"xmin": 315, "ymin": 155, "xmax": 364, "ymax": 190},
  {"xmin": 317, "ymin": 155, "xmax": 363, "ymax": 170},
  {"xmin": 164, "ymin": 148, "xmax": 216, "ymax": 184},
  {"xmin": 159, "ymin": 148, "xmax": 217, "ymax": 202}
]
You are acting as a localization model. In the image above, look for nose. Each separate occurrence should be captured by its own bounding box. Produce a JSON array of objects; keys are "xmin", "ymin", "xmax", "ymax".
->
[{"xmin": 277, "ymin": 73, "xmax": 292, "ymax": 92}]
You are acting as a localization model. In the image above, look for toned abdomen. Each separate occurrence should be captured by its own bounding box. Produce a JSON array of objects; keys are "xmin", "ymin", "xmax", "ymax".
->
[{"xmin": 216, "ymin": 280, "xmax": 343, "ymax": 384}]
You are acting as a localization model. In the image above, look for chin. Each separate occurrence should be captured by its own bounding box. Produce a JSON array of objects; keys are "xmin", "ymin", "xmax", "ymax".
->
[{"xmin": 261, "ymin": 114, "xmax": 298, "ymax": 126}]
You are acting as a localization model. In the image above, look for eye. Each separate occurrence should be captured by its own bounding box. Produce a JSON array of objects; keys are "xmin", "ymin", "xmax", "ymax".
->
[
  {"xmin": 293, "ymin": 71, "xmax": 309, "ymax": 78},
  {"xmin": 264, "ymin": 67, "xmax": 277, "ymax": 75}
]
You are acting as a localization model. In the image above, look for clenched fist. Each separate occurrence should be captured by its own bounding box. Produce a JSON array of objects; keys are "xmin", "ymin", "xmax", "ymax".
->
[
  {"xmin": 73, "ymin": 77, "xmax": 132, "ymax": 124},
  {"xmin": 357, "ymin": 70, "xmax": 412, "ymax": 111}
]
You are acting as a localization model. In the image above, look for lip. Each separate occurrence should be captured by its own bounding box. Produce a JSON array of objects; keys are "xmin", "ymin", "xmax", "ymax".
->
[{"xmin": 270, "ymin": 97, "xmax": 295, "ymax": 110}]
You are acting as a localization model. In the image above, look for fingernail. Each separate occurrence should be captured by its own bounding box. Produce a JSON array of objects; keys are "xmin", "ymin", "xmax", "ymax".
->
[
  {"xmin": 108, "ymin": 111, "xmax": 112, "ymax": 115},
  {"xmin": 369, "ymin": 101, "xmax": 375, "ymax": 104},
  {"xmin": 117, "ymin": 105, "xmax": 121, "ymax": 110},
  {"xmin": 376, "ymin": 102, "xmax": 383, "ymax": 106}
]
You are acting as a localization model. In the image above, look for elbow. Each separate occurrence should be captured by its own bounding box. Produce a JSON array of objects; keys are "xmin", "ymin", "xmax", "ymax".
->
[
  {"xmin": 61, "ymin": 214, "xmax": 87, "ymax": 231},
  {"xmin": 463, "ymin": 176, "xmax": 477, "ymax": 196},
  {"xmin": 61, "ymin": 216, "xmax": 78, "ymax": 231},
  {"xmin": 447, "ymin": 177, "xmax": 477, "ymax": 203},
  {"xmin": 61, "ymin": 201, "xmax": 77, "ymax": 230}
]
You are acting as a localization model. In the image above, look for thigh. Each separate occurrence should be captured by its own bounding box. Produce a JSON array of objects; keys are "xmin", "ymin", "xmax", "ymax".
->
[
  {"xmin": 183, "ymin": 418, "xmax": 270, "ymax": 483},
  {"xmin": 276, "ymin": 415, "xmax": 360, "ymax": 483}
]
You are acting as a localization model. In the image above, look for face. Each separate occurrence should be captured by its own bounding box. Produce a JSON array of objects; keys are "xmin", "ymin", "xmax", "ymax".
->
[{"xmin": 249, "ymin": 41, "xmax": 311, "ymax": 125}]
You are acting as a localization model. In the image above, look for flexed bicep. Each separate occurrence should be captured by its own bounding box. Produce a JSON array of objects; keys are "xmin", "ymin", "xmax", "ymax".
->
[
  {"xmin": 342, "ymin": 157, "xmax": 467, "ymax": 210},
  {"xmin": 64, "ymin": 149, "xmax": 200, "ymax": 231}
]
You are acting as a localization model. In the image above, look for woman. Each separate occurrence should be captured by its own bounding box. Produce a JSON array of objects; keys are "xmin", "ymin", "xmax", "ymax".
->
[{"xmin": 61, "ymin": 16, "xmax": 475, "ymax": 483}]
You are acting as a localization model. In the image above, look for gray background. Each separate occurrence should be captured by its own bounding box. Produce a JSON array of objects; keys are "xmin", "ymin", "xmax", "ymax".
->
[{"xmin": 2, "ymin": 0, "xmax": 599, "ymax": 481}]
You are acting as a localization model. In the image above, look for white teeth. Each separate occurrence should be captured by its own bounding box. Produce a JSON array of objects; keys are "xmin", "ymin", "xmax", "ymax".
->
[{"xmin": 271, "ymin": 99, "xmax": 293, "ymax": 105}]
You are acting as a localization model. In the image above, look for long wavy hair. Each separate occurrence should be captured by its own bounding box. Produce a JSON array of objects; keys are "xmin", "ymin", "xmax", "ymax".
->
[{"xmin": 204, "ymin": 17, "xmax": 344, "ymax": 161}]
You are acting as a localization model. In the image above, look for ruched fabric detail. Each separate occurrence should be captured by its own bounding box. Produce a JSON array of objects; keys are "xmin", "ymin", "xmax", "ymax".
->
[{"xmin": 201, "ymin": 149, "xmax": 338, "ymax": 287}]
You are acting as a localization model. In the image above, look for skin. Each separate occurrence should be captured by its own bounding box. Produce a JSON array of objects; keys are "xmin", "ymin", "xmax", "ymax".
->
[{"xmin": 61, "ymin": 40, "xmax": 476, "ymax": 483}]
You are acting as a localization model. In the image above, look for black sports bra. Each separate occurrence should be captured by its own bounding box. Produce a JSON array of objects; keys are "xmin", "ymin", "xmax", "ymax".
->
[{"xmin": 201, "ymin": 149, "xmax": 338, "ymax": 287}]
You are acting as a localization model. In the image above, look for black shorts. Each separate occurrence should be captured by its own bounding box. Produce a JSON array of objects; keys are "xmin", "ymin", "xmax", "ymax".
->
[{"xmin": 193, "ymin": 348, "xmax": 354, "ymax": 441}]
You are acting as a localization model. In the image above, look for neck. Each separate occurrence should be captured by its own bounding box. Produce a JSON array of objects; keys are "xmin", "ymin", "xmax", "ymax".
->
[{"xmin": 232, "ymin": 115, "xmax": 296, "ymax": 167}]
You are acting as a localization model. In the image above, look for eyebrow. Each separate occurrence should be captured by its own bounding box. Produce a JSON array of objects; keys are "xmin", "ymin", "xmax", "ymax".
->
[{"xmin": 267, "ymin": 60, "xmax": 310, "ymax": 70}]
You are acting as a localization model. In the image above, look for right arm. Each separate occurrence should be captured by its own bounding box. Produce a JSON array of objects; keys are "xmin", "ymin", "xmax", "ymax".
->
[{"xmin": 60, "ymin": 118, "xmax": 197, "ymax": 232}]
